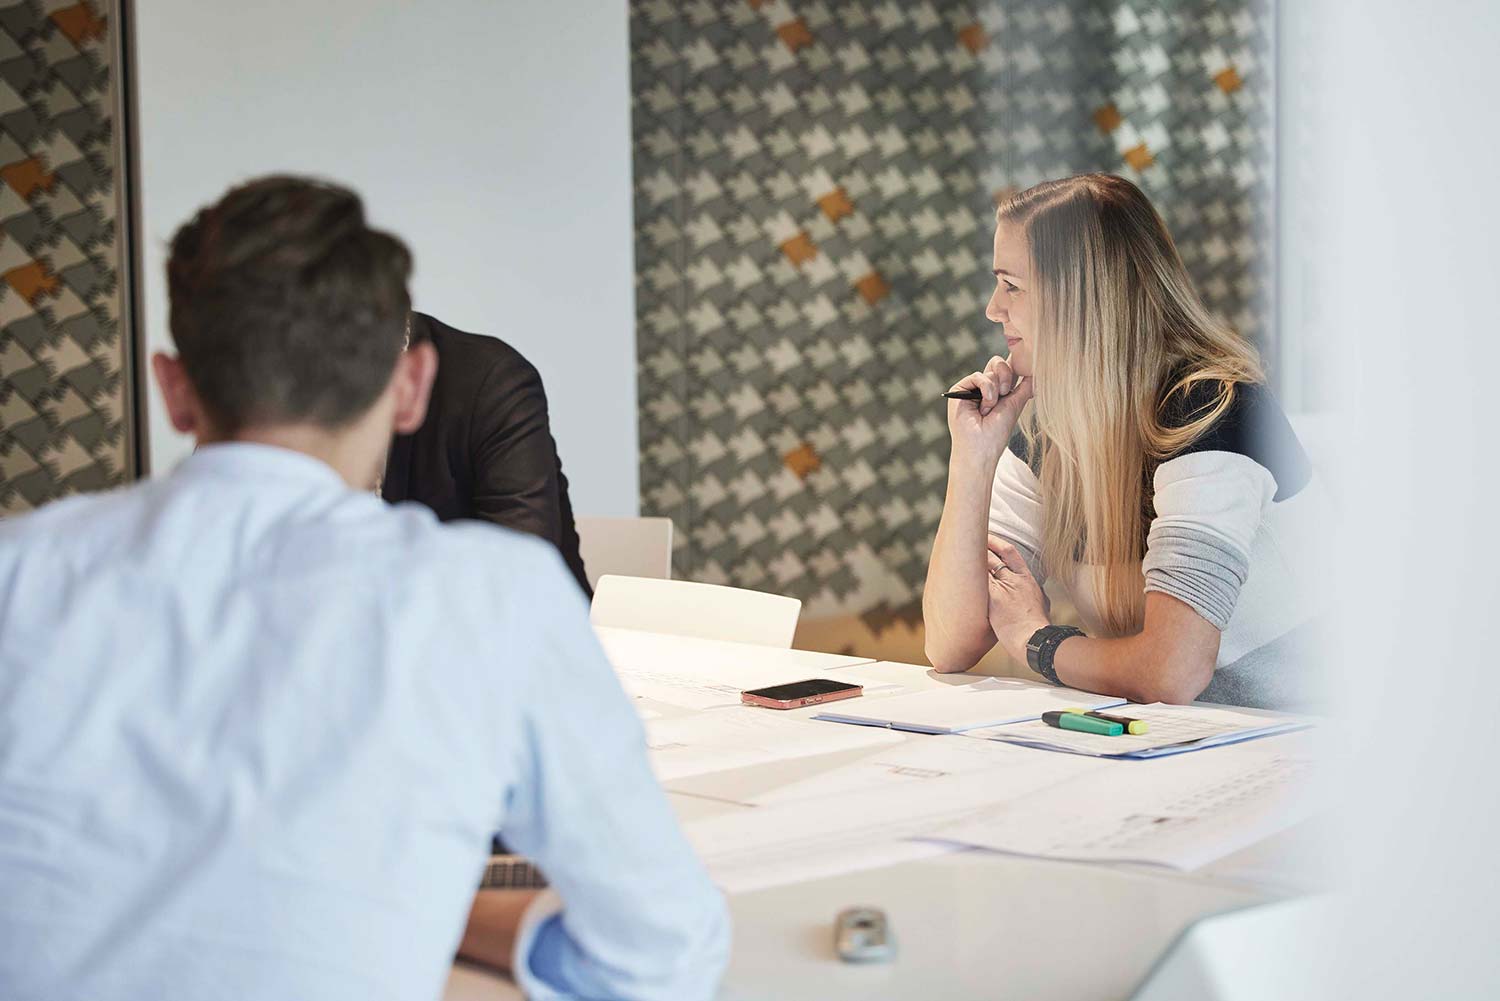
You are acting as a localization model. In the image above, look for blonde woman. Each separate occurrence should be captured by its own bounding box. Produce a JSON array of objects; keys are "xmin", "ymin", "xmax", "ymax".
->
[{"xmin": 923, "ymin": 174, "xmax": 1322, "ymax": 708}]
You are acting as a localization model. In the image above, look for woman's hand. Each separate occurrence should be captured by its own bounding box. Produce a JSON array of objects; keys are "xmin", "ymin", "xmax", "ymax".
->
[
  {"xmin": 946, "ymin": 355, "xmax": 1033, "ymax": 463},
  {"xmin": 985, "ymin": 535, "xmax": 1050, "ymax": 662}
]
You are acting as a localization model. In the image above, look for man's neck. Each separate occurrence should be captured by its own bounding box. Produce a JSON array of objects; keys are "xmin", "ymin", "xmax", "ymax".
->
[{"xmin": 198, "ymin": 424, "xmax": 386, "ymax": 491}]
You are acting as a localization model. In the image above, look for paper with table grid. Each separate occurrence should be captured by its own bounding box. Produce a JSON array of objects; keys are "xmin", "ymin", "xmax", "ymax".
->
[
  {"xmin": 923, "ymin": 748, "xmax": 1318, "ymax": 870},
  {"xmin": 967, "ymin": 703, "xmax": 1310, "ymax": 758}
]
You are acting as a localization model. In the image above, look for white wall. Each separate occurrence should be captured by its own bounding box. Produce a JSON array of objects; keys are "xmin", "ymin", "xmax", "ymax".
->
[
  {"xmin": 132, "ymin": 0, "xmax": 638, "ymax": 516},
  {"xmin": 1295, "ymin": 1, "xmax": 1500, "ymax": 998}
]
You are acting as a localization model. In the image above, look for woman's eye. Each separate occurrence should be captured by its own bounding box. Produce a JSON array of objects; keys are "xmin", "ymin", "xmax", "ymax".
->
[{"xmin": 1004, "ymin": 282, "xmax": 1020, "ymax": 294}]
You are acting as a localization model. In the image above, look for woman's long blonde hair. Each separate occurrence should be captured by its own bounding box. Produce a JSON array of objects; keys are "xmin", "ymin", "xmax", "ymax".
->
[{"xmin": 1001, "ymin": 174, "xmax": 1263, "ymax": 635}]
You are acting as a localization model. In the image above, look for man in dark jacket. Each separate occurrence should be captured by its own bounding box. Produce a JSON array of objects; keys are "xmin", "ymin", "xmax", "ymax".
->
[{"xmin": 381, "ymin": 312, "xmax": 591, "ymax": 595}]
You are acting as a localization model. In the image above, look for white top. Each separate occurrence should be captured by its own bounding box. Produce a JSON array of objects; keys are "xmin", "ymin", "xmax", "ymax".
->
[
  {"xmin": 0, "ymin": 443, "xmax": 728, "ymax": 1001},
  {"xmin": 987, "ymin": 385, "xmax": 1328, "ymax": 708}
]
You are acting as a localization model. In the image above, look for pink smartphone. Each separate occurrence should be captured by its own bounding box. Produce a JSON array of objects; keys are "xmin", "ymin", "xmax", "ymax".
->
[{"xmin": 741, "ymin": 678, "xmax": 863, "ymax": 710}]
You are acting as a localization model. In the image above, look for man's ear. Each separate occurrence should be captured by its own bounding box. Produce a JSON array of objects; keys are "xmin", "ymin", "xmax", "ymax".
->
[
  {"xmin": 151, "ymin": 352, "xmax": 204, "ymax": 435},
  {"xmin": 391, "ymin": 341, "xmax": 437, "ymax": 436}
]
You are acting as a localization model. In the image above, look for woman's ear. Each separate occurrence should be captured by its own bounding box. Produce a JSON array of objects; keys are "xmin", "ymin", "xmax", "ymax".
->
[
  {"xmin": 151, "ymin": 352, "xmax": 204, "ymax": 434},
  {"xmin": 391, "ymin": 341, "xmax": 437, "ymax": 436}
]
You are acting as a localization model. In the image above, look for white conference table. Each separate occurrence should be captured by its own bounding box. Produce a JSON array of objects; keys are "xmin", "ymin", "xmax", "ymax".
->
[
  {"xmin": 595, "ymin": 624, "xmax": 875, "ymax": 682},
  {"xmin": 446, "ymin": 628, "xmax": 1320, "ymax": 1001}
]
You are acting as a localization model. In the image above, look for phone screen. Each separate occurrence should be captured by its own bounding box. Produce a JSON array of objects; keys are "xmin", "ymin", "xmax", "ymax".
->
[{"xmin": 743, "ymin": 678, "xmax": 860, "ymax": 701}]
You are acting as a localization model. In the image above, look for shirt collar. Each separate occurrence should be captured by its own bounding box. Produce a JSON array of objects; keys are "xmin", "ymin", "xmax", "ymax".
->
[{"xmin": 174, "ymin": 442, "xmax": 351, "ymax": 491}]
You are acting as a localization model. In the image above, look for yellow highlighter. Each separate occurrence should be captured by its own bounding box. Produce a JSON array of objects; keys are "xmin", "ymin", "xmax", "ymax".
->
[{"xmin": 1065, "ymin": 708, "xmax": 1149, "ymax": 736}]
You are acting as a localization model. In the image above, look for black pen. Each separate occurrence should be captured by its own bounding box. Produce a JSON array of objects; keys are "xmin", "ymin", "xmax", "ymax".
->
[{"xmin": 942, "ymin": 385, "xmax": 1021, "ymax": 401}]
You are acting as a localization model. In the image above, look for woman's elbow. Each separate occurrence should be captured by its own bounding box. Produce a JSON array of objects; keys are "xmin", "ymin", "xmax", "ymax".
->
[
  {"xmin": 924, "ymin": 635, "xmax": 978, "ymax": 675},
  {"xmin": 925, "ymin": 645, "xmax": 974, "ymax": 675},
  {"xmin": 1131, "ymin": 657, "xmax": 1214, "ymax": 705},
  {"xmin": 930, "ymin": 658, "xmax": 974, "ymax": 676}
]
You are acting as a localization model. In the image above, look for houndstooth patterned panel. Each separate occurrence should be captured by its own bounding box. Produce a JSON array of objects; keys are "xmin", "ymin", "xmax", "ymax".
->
[
  {"xmin": 0, "ymin": 0, "xmax": 123, "ymax": 516},
  {"xmin": 633, "ymin": 0, "xmax": 1273, "ymax": 628}
]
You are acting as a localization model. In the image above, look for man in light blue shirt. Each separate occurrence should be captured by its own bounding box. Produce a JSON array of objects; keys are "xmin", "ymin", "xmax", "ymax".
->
[{"xmin": 0, "ymin": 176, "xmax": 729, "ymax": 1000}]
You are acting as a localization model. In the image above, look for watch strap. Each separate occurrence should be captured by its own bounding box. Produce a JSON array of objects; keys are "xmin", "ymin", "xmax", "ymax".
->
[{"xmin": 1025, "ymin": 625, "xmax": 1084, "ymax": 686}]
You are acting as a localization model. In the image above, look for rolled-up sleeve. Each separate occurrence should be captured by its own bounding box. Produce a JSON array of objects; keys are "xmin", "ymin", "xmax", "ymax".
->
[
  {"xmin": 496, "ymin": 542, "xmax": 730, "ymax": 1001},
  {"xmin": 1142, "ymin": 452, "xmax": 1276, "ymax": 629}
]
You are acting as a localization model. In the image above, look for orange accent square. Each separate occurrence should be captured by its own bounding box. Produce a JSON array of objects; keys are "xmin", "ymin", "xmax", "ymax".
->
[
  {"xmin": 817, "ymin": 187, "xmax": 854, "ymax": 222},
  {"xmin": 855, "ymin": 271, "xmax": 890, "ymax": 305},
  {"xmin": 50, "ymin": 2, "xmax": 106, "ymax": 46},
  {"xmin": 776, "ymin": 19, "xmax": 814, "ymax": 53},
  {"xmin": 0, "ymin": 159, "xmax": 56, "ymax": 200},
  {"xmin": 783, "ymin": 442, "xmax": 821, "ymax": 480},
  {"xmin": 1214, "ymin": 67, "xmax": 1243, "ymax": 93},
  {"xmin": 1123, "ymin": 143, "xmax": 1155, "ymax": 171},
  {"xmin": 780, "ymin": 232, "xmax": 818, "ymax": 266},
  {"xmin": 957, "ymin": 24, "xmax": 987, "ymax": 54},
  {"xmin": 4, "ymin": 261, "xmax": 60, "ymax": 304},
  {"xmin": 746, "ymin": 0, "xmax": 767, "ymax": 7},
  {"xmin": 1093, "ymin": 104, "xmax": 1123, "ymax": 133}
]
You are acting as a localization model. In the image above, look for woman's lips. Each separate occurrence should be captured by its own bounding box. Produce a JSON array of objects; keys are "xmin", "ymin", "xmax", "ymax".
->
[{"xmin": 1005, "ymin": 336, "xmax": 1021, "ymax": 347}]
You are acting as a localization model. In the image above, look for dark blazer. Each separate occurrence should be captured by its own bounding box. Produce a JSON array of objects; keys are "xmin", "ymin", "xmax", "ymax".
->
[{"xmin": 381, "ymin": 312, "xmax": 591, "ymax": 595}]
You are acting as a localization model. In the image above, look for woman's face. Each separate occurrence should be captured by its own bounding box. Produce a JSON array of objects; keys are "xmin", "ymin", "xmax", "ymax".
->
[{"xmin": 986, "ymin": 221, "xmax": 1032, "ymax": 376}]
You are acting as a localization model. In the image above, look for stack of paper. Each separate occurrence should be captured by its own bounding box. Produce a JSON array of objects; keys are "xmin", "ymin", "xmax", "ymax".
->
[
  {"xmin": 968, "ymin": 703, "xmax": 1311, "ymax": 759},
  {"xmin": 645, "ymin": 709, "xmax": 904, "ymax": 781},
  {"xmin": 747, "ymin": 734, "xmax": 1096, "ymax": 807},
  {"xmin": 685, "ymin": 755, "xmax": 1107, "ymax": 893},
  {"xmin": 922, "ymin": 748, "xmax": 1318, "ymax": 870},
  {"xmin": 814, "ymin": 675, "xmax": 1125, "ymax": 734}
]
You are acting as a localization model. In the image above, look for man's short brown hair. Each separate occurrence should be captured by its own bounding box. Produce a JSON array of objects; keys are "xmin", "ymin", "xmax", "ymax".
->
[{"xmin": 166, "ymin": 175, "xmax": 412, "ymax": 431}]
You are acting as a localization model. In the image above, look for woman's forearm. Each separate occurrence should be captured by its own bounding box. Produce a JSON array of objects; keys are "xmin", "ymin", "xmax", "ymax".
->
[
  {"xmin": 1048, "ymin": 594, "xmax": 1220, "ymax": 704},
  {"xmin": 923, "ymin": 450, "xmax": 1003, "ymax": 672}
]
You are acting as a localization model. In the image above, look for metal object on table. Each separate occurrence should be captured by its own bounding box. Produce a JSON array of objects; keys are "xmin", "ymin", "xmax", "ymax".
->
[{"xmin": 834, "ymin": 906, "xmax": 895, "ymax": 963}]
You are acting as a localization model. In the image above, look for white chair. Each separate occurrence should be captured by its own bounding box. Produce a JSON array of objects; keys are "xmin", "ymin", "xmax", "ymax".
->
[
  {"xmin": 589, "ymin": 574, "xmax": 801, "ymax": 648},
  {"xmin": 575, "ymin": 517, "xmax": 674, "ymax": 590}
]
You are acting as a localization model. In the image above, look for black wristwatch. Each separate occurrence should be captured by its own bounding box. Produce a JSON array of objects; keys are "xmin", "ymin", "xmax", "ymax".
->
[{"xmin": 1025, "ymin": 625, "xmax": 1084, "ymax": 686}]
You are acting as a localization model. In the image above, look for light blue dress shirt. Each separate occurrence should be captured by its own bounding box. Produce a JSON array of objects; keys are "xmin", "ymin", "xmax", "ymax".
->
[{"xmin": 0, "ymin": 443, "xmax": 728, "ymax": 1000}]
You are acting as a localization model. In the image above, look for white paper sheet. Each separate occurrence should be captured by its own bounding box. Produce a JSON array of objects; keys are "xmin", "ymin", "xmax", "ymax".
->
[
  {"xmin": 967, "ymin": 704, "xmax": 1311, "ymax": 758},
  {"xmin": 815, "ymin": 675, "xmax": 1125, "ymax": 733},
  {"xmin": 749, "ymin": 733, "xmax": 1066, "ymax": 805},
  {"xmin": 616, "ymin": 667, "xmax": 749, "ymax": 711},
  {"xmin": 685, "ymin": 754, "xmax": 1108, "ymax": 890},
  {"xmin": 645, "ymin": 709, "xmax": 905, "ymax": 781},
  {"xmin": 924, "ymin": 748, "xmax": 1318, "ymax": 870}
]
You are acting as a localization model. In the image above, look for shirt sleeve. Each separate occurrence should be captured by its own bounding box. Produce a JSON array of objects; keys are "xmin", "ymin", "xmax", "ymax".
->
[
  {"xmin": 987, "ymin": 443, "xmax": 1048, "ymax": 583},
  {"xmin": 468, "ymin": 357, "xmax": 591, "ymax": 595},
  {"xmin": 1142, "ymin": 451, "xmax": 1277, "ymax": 629},
  {"xmin": 493, "ymin": 542, "xmax": 730, "ymax": 1001}
]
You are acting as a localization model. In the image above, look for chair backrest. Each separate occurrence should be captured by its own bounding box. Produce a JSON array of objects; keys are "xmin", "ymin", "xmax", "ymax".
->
[
  {"xmin": 575, "ymin": 517, "xmax": 674, "ymax": 590},
  {"xmin": 589, "ymin": 575, "xmax": 802, "ymax": 648}
]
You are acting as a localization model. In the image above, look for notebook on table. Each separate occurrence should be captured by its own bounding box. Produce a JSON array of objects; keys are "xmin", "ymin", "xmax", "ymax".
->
[
  {"xmin": 967, "ymin": 703, "xmax": 1311, "ymax": 759},
  {"xmin": 479, "ymin": 855, "xmax": 548, "ymax": 890}
]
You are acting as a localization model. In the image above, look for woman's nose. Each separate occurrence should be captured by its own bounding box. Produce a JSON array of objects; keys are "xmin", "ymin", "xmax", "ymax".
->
[{"xmin": 986, "ymin": 288, "xmax": 1008, "ymax": 323}]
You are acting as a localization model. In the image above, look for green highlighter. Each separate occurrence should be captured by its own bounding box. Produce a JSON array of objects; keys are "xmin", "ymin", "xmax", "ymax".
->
[
  {"xmin": 1063, "ymin": 706, "xmax": 1150, "ymax": 735},
  {"xmin": 1041, "ymin": 710, "xmax": 1123, "ymax": 736}
]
